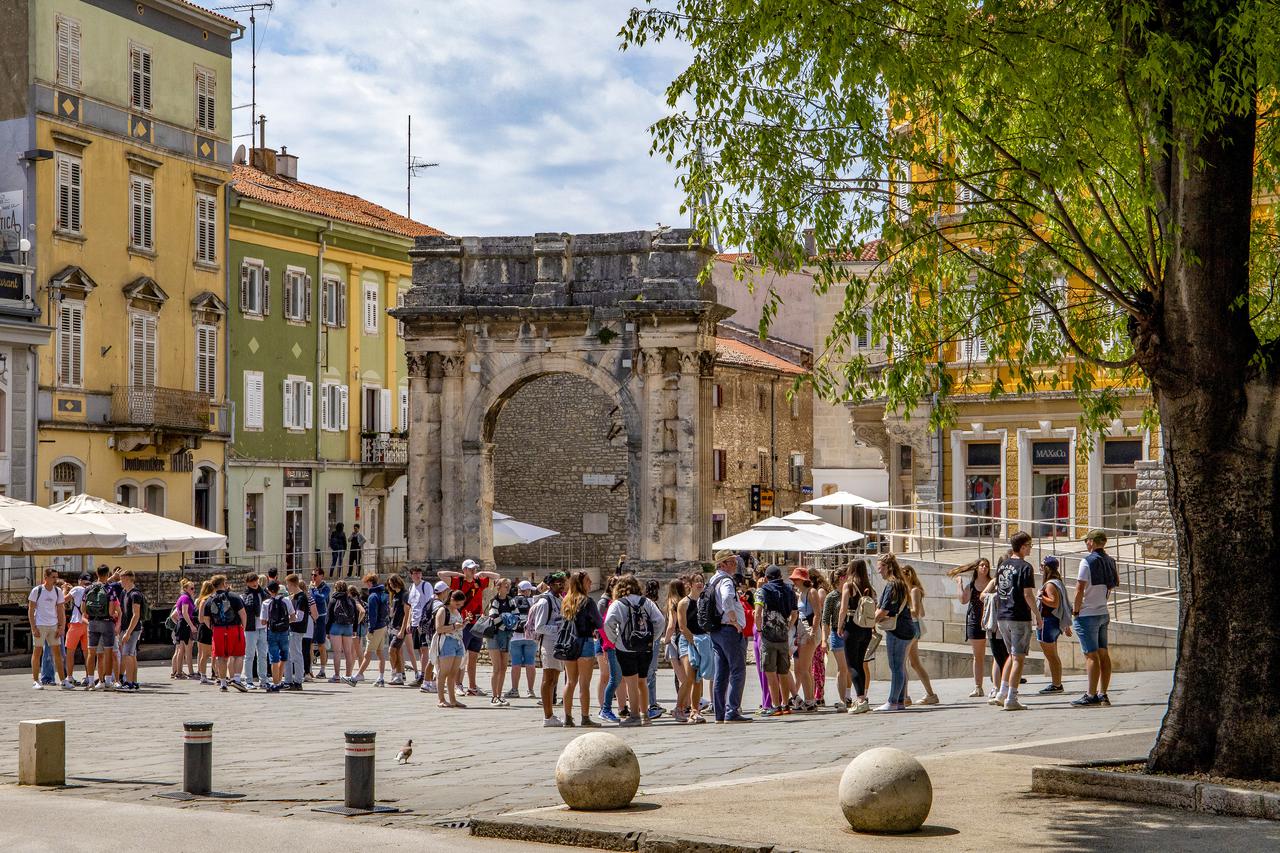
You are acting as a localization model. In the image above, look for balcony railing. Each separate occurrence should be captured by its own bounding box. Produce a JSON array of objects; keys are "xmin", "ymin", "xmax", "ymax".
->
[
  {"xmin": 110, "ymin": 384, "xmax": 212, "ymax": 432},
  {"xmin": 361, "ymin": 431, "xmax": 408, "ymax": 466}
]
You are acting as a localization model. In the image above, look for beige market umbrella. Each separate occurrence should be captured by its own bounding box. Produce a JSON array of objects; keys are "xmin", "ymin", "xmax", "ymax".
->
[
  {"xmin": 0, "ymin": 495, "xmax": 127, "ymax": 555},
  {"xmin": 49, "ymin": 494, "xmax": 226, "ymax": 555}
]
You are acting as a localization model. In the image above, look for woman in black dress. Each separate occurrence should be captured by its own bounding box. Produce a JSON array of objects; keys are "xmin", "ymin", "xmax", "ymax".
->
[{"xmin": 951, "ymin": 557, "xmax": 996, "ymax": 697}]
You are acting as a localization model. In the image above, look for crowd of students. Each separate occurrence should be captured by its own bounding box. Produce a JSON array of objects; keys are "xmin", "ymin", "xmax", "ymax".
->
[{"xmin": 24, "ymin": 530, "xmax": 1119, "ymax": 717}]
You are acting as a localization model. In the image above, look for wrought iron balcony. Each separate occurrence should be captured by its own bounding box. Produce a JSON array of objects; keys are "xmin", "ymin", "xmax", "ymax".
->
[
  {"xmin": 110, "ymin": 385, "xmax": 212, "ymax": 432},
  {"xmin": 361, "ymin": 431, "xmax": 408, "ymax": 466}
]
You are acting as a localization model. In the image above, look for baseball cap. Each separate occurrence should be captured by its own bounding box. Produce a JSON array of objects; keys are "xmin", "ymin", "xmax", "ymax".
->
[
  {"xmin": 433, "ymin": 581, "xmax": 449, "ymax": 593},
  {"xmin": 765, "ymin": 565, "xmax": 783, "ymax": 580},
  {"xmin": 461, "ymin": 558, "xmax": 479, "ymax": 571},
  {"xmin": 517, "ymin": 580, "xmax": 534, "ymax": 591},
  {"xmin": 1042, "ymin": 555, "xmax": 1060, "ymax": 569},
  {"xmin": 78, "ymin": 572, "xmax": 93, "ymax": 582}
]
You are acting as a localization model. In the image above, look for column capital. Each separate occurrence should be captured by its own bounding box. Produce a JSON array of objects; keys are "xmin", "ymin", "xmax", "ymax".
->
[
  {"xmin": 441, "ymin": 354, "xmax": 466, "ymax": 377},
  {"xmin": 406, "ymin": 352, "xmax": 433, "ymax": 378},
  {"xmin": 640, "ymin": 348, "xmax": 665, "ymax": 376}
]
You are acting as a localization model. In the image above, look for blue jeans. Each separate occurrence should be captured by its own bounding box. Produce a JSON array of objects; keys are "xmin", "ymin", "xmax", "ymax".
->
[
  {"xmin": 645, "ymin": 640, "xmax": 661, "ymax": 706},
  {"xmin": 243, "ymin": 629, "xmax": 269, "ymax": 683},
  {"xmin": 709, "ymin": 626, "xmax": 746, "ymax": 720},
  {"xmin": 602, "ymin": 647, "xmax": 622, "ymax": 712},
  {"xmin": 885, "ymin": 632, "xmax": 909, "ymax": 705},
  {"xmin": 41, "ymin": 644, "xmax": 55, "ymax": 683}
]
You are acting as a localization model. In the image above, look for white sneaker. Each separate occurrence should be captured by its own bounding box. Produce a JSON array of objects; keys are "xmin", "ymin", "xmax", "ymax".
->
[
  {"xmin": 543, "ymin": 716, "xmax": 564, "ymax": 728},
  {"xmin": 919, "ymin": 694, "xmax": 940, "ymax": 706},
  {"xmin": 833, "ymin": 701, "xmax": 847, "ymax": 712},
  {"xmin": 390, "ymin": 675, "xmax": 404, "ymax": 685},
  {"xmin": 524, "ymin": 690, "xmax": 537, "ymax": 699},
  {"xmin": 353, "ymin": 673, "xmax": 365, "ymax": 683},
  {"xmin": 92, "ymin": 680, "xmax": 106, "ymax": 691},
  {"xmin": 374, "ymin": 678, "xmax": 386, "ymax": 688},
  {"xmin": 969, "ymin": 687, "xmax": 984, "ymax": 698},
  {"xmin": 988, "ymin": 693, "xmax": 1006, "ymax": 706},
  {"xmin": 32, "ymin": 681, "xmax": 43, "ymax": 690},
  {"xmin": 61, "ymin": 679, "xmax": 77, "ymax": 691},
  {"xmin": 1003, "ymin": 697, "xmax": 1027, "ymax": 711},
  {"xmin": 424, "ymin": 680, "xmax": 437, "ymax": 693}
]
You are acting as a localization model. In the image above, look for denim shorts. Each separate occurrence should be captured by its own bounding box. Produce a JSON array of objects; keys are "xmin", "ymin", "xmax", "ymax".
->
[
  {"xmin": 1073, "ymin": 613, "xmax": 1109, "ymax": 654},
  {"xmin": 440, "ymin": 634, "xmax": 464, "ymax": 658},
  {"xmin": 576, "ymin": 637, "xmax": 599, "ymax": 660},
  {"xmin": 88, "ymin": 619, "xmax": 115, "ymax": 652},
  {"xmin": 1038, "ymin": 614, "xmax": 1062, "ymax": 644},
  {"xmin": 487, "ymin": 629, "xmax": 512, "ymax": 652},
  {"xmin": 267, "ymin": 631, "xmax": 290, "ymax": 663},
  {"xmin": 509, "ymin": 638, "xmax": 537, "ymax": 667},
  {"xmin": 328, "ymin": 622, "xmax": 353, "ymax": 638},
  {"xmin": 828, "ymin": 630, "xmax": 845, "ymax": 652},
  {"xmin": 119, "ymin": 630, "xmax": 140, "ymax": 657}
]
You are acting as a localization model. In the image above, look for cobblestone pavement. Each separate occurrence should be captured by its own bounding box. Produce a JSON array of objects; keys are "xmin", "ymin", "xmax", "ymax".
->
[{"xmin": 0, "ymin": 661, "xmax": 1173, "ymax": 828}]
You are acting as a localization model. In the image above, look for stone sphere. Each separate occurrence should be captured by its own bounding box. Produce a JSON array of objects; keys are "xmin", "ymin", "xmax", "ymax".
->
[
  {"xmin": 554, "ymin": 732, "xmax": 641, "ymax": 810},
  {"xmin": 838, "ymin": 747, "xmax": 932, "ymax": 833}
]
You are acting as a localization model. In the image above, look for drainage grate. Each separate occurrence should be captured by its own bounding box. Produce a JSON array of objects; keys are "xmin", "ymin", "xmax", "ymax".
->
[{"xmin": 431, "ymin": 818, "xmax": 472, "ymax": 830}]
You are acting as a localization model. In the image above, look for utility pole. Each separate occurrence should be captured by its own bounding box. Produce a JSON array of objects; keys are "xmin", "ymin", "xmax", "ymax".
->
[
  {"xmin": 406, "ymin": 115, "xmax": 438, "ymax": 219},
  {"xmin": 217, "ymin": 2, "xmax": 274, "ymax": 143}
]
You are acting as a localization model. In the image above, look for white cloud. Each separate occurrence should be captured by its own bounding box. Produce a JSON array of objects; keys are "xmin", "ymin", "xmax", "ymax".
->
[{"xmin": 226, "ymin": 0, "xmax": 691, "ymax": 236}]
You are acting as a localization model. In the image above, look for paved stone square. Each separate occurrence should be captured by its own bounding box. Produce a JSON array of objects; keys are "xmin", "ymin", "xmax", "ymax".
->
[{"xmin": 0, "ymin": 660, "xmax": 1174, "ymax": 832}]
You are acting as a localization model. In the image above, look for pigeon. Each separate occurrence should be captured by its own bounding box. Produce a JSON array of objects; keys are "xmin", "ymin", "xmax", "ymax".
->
[{"xmin": 396, "ymin": 739, "xmax": 413, "ymax": 764}]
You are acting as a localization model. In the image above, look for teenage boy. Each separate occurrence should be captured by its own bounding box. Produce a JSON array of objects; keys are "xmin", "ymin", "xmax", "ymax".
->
[
  {"xmin": 754, "ymin": 565, "xmax": 797, "ymax": 715},
  {"xmin": 27, "ymin": 568, "xmax": 72, "ymax": 690},
  {"xmin": 63, "ymin": 573, "xmax": 92, "ymax": 685},
  {"xmin": 404, "ymin": 566, "xmax": 431, "ymax": 685},
  {"xmin": 285, "ymin": 573, "xmax": 315, "ymax": 690},
  {"xmin": 356, "ymin": 573, "xmax": 390, "ymax": 686},
  {"xmin": 309, "ymin": 569, "xmax": 331, "ymax": 679},
  {"xmin": 263, "ymin": 580, "xmax": 294, "ymax": 692},
  {"xmin": 241, "ymin": 573, "xmax": 270, "ymax": 689},
  {"xmin": 528, "ymin": 571, "xmax": 566, "ymax": 726},
  {"xmin": 989, "ymin": 531, "xmax": 1041, "ymax": 711},
  {"xmin": 439, "ymin": 558, "xmax": 502, "ymax": 695},
  {"xmin": 82, "ymin": 565, "xmax": 120, "ymax": 691},
  {"xmin": 1072, "ymin": 530, "xmax": 1119, "ymax": 707},
  {"xmin": 116, "ymin": 570, "xmax": 147, "ymax": 691},
  {"xmin": 202, "ymin": 574, "xmax": 248, "ymax": 692}
]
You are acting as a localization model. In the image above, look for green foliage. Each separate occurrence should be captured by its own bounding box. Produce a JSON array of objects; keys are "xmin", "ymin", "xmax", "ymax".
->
[{"xmin": 621, "ymin": 0, "xmax": 1280, "ymax": 433}]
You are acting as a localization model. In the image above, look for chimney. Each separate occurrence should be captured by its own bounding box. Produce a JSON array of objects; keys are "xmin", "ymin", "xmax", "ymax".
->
[
  {"xmin": 250, "ymin": 147, "xmax": 277, "ymax": 174},
  {"xmin": 275, "ymin": 145, "xmax": 298, "ymax": 180},
  {"xmin": 803, "ymin": 228, "xmax": 816, "ymax": 259}
]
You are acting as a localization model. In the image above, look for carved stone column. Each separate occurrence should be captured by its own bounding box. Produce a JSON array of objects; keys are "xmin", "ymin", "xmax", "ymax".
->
[
  {"xmin": 461, "ymin": 439, "xmax": 495, "ymax": 566},
  {"xmin": 638, "ymin": 348, "xmax": 665, "ymax": 561},
  {"xmin": 696, "ymin": 349, "xmax": 716, "ymax": 560},
  {"xmin": 405, "ymin": 351, "xmax": 434, "ymax": 563},
  {"xmin": 438, "ymin": 354, "xmax": 465, "ymax": 560}
]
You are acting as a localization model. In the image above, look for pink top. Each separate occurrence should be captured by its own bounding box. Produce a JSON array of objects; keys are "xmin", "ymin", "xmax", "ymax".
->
[{"xmin": 177, "ymin": 593, "xmax": 197, "ymax": 623}]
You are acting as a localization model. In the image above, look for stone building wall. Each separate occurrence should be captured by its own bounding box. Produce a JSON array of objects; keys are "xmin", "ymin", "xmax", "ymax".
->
[
  {"xmin": 491, "ymin": 374, "xmax": 629, "ymax": 571},
  {"xmin": 710, "ymin": 364, "xmax": 814, "ymax": 538},
  {"xmin": 1135, "ymin": 458, "xmax": 1176, "ymax": 560}
]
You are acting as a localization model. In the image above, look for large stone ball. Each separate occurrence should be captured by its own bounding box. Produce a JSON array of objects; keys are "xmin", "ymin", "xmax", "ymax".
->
[
  {"xmin": 554, "ymin": 732, "xmax": 641, "ymax": 810},
  {"xmin": 839, "ymin": 747, "xmax": 932, "ymax": 833}
]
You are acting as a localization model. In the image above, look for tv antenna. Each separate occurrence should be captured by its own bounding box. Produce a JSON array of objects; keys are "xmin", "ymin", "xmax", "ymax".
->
[
  {"xmin": 217, "ymin": 2, "xmax": 274, "ymax": 143},
  {"xmin": 407, "ymin": 115, "xmax": 438, "ymax": 219}
]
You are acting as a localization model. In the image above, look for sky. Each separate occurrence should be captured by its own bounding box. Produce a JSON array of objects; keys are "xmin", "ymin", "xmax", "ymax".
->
[{"xmin": 223, "ymin": 0, "xmax": 691, "ymax": 237}]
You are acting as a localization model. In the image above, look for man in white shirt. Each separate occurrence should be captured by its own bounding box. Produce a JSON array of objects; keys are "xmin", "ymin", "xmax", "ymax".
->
[
  {"xmin": 27, "ymin": 568, "xmax": 73, "ymax": 690},
  {"xmin": 404, "ymin": 566, "xmax": 432, "ymax": 686},
  {"xmin": 1071, "ymin": 530, "xmax": 1117, "ymax": 707}
]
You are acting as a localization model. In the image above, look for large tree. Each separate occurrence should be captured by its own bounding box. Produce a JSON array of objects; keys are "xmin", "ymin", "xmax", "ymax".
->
[{"xmin": 623, "ymin": 0, "xmax": 1280, "ymax": 779}]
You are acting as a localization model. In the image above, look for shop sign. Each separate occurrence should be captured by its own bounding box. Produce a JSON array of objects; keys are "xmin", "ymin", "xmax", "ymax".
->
[
  {"xmin": 966, "ymin": 441, "xmax": 1001, "ymax": 467},
  {"xmin": 1103, "ymin": 439, "xmax": 1143, "ymax": 467},
  {"xmin": 1031, "ymin": 441, "xmax": 1070, "ymax": 467},
  {"xmin": 123, "ymin": 457, "xmax": 165, "ymax": 472},
  {"xmin": 283, "ymin": 467, "xmax": 312, "ymax": 487},
  {"xmin": 760, "ymin": 487, "xmax": 775, "ymax": 509},
  {"xmin": 0, "ymin": 190, "xmax": 22, "ymax": 264}
]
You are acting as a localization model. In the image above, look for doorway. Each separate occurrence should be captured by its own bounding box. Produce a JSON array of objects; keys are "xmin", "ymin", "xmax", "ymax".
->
[
  {"xmin": 193, "ymin": 466, "xmax": 215, "ymax": 563},
  {"xmin": 285, "ymin": 493, "xmax": 309, "ymax": 573}
]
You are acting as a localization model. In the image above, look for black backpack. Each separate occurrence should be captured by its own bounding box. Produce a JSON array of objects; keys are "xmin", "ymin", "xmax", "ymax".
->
[
  {"xmin": 696, "ymin": 576, "xmax": 725, "ymax": 633},
  {"xmin": 290, "ymin": 591, "xmax": 310, "ymax": 633},
  {"xmin": 418, "ymin": 598, "xmax": 442, "ymax": 636},
  {"xmin": 331, "ymin": 594, "xmax": 355, "ymax": 626},
  {"xmin": 552, "ymin": 614, "xmax": 582, "ymax": 661},
  {"xmin": 209, "ymin": 591, "xmax": 238, "ymax": 627},
  {"xmin": 619, "ymin": 598, "xmax": 654, "ymax": 654},
  {"xmin": 266, "ymin": 596, "xmax": 290, "ymax": 632}
]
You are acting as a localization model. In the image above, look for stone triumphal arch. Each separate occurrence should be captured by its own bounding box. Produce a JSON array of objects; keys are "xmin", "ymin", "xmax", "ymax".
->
[{"xmin": 393, "ymin": 229, "xmax": 727, "ymax": 571}]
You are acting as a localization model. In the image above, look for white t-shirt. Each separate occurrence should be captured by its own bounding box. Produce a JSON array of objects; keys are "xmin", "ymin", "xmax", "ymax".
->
[
  {"xmin": 1076, "ymin": 558, "xmax": 1110, "ymax": 617},
  {"xmin": 69, "ymin": 585, "xmax": 87, "ymax": 624},
  {"xmin": 28, "ymin": 584, "xmax": 65, "ymax": 627},
  {"xmin": 407, "ymin": 580, "xmax": 431, "ymax": 625}
]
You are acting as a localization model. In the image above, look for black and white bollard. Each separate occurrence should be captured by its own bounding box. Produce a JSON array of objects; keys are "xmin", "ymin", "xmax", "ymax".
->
[
  {"xmin": 156, "ymin": 721, "xmax": 243, "ymax": 800},
  {"xmin": 314, "ymin": 730, "xmax": 399, "ymax": 815},
  {"xmin": 183, "ymin": 721, "xmax": 213, "ymax": 795}
]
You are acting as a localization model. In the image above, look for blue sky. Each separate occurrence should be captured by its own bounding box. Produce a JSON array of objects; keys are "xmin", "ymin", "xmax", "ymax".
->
[{"xmin": 224, "ymin": 0, "xmax": 691, "ymax": 237}]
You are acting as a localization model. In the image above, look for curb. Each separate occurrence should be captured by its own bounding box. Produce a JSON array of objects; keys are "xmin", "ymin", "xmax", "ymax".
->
[
  {"xmin": 1032, "ymin": 764, "xmax": 1280, "ymax": 821},
  {"xmin": 470, "ymin": 816, "xmax": 794, "ymax": 852}
]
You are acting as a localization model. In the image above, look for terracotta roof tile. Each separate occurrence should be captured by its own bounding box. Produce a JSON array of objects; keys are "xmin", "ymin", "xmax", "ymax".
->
[
  {"xmin": 231, "ymin": 164, "xmax": 446, "ymax": 239},
  {"xmin": 173, "ymin": 1, "xmax": 242, "ymax": 30},
  {"xmin": 715, "ymin": 337, "xmax": 808, "ymax": 375}
]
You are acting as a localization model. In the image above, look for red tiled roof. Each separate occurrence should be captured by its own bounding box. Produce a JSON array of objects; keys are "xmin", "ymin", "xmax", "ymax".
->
[
  {"xmin": 715, "ymin": 337, "xmax": 807, "ymax": 376},
  {"xmin": 172, "ymin": 1, "xmax": 242, "ymax": 30},
  {"xmin": 231, "ymin": 164, "xmax": 446, "ymax": 239}
]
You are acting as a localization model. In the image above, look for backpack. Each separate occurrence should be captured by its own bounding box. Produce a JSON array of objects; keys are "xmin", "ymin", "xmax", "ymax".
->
[
  {"xmin": 552, "ymin": 613, "xmax": 582, "ymax": 661},
  {"xmin": 331, "ymin": 594, "xmax": 356, "ymax": 626},
  {"xmin": 696, "ymin": 576, "xmax": 725, "ymax": 633},
  {"xmin": 267, "ymin": 595, "xmax": 291, "ymax": 633},
  {"xmin": 761, "ymin": 607, "xmax": 790, "ymax": 643},
  {"xmin": 164, "ymin": 607, "xmax": 179, "ymax": 634},
  {"xmin": 419, "ymin": 598, "xmax": 442, "ymax": 637},
  {"xmin": 133, "ymin": 591, "xmax": 151, "ymax": 625},
  {"xmin": 619, "ymin": 598, "xmax": 654, "ymax": 654},
  {"xmin": 84, "ymin": 583, "xmax": 112, "ymax": 621},
  {"xmin": 209, "ymin": 591, "xmax": 238, "ymax": 627},
  {"xmin": 851, "ymin": 589, "xmax": 878, "ymax": 629}
]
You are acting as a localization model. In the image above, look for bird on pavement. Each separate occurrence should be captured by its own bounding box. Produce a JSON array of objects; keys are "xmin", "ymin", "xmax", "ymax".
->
[{"xmin": 397, "ymin": 739, "xmax": 413, "ymax": 764}]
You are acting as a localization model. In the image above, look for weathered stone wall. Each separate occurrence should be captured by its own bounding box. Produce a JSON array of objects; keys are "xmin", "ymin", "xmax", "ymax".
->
[
  {"xmin": 1136, "ymin": 459, "xmax": 1176, "ymax": 560},
  {"xmin": 492, "ymin": 374, "xmax": 629, "ymax": 571},
  {"xmin": 710, "ymin": 364, "xmax": 813, "ymax": 538}
]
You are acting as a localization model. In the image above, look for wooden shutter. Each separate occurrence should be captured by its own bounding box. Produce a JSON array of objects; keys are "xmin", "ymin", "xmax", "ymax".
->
[
  {"xmin": 304, "ymin": 382, "xmax": 314, "ymax": 429},
  {"xmin": 399, "ymin": 387, "xmax": 408, "ymax": 430},
  {"xmin": 57, "ymin": 16, "xmax": 81, "ymax": 89},
  {"xmin": 196, "ymin": 194, "xmax": 216, "ymax": 263},
  {"xmin": 196, "ymin": 325, "xmax": 217, "ymax": 398},
  {"xmin": 239, "ymin": 263, "xmax": 250, "ymax": 311},
  {"xmin": 364, "ymin": 283, "xmax": 378, "ymax": 333},
  {"xmin": 379, "ymin": 389, "xmax": 392, "ymax": 434},
  {"xmin": 282, "ymin": 378, "xmax": 295, "ymax": 428},
  {"xmin": 244, "ymin": 371, "xmax": 264, "ymax": 429},
  {"xmin": 130, "ymin": 176, "xmax": 153, "ymax": 250},
  {"xmin": 262, "ymin": 266, "xmax": 270, "ymax": 315},
  {"xmin": 58, "ymin": 301, "xmax": 83, "ymax": 387},
  {"xmin": 284, "ymin": 272, "xmax": 296, "ymax": 319},
  {"xmin": 319, "ymin": 383, "xmax": 330, "ymax": 431},
  {"xmin": 339, "ymin": 385, "xmax": 349, "ymax": 430},
  {"xmin": 396, "ymin": 291, "xmax": 405, "ymax": 338},
  {"xmin": 304, "ymin": 274, "xmax": 313, "ymax": 321},
  {"xmin": 56, "ymin": 155, "xmax": 81, "ymax": 233},
  {"xmin": 338, "ymin": 281, "xmax": 347, "ymax": 327},
  {"xmin": 195, "ymin": 67, "xmax": 215, "ymax": 132},
  {"xmin": 129, "ymin": 314, "xmax": 156, "ymax": 388},
  {"xmin": 130, "ymin": 44, "xmax": 151, "ymax": 111}
]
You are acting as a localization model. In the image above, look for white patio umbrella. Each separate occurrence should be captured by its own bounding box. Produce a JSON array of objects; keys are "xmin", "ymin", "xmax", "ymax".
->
[
  {"xmin": 802, "ymin": 490, "xmax": 888, "ymax": 509},
  {"xmin": 781, "ymin": 510, "xmax": 866, "ymax": 547},
  {"xmin": 0, "ymin": 495, "xmax": 127, "ymax": 555},
  {"xmin": 492, "ymin": 511, "xmax": 559, "ymax": 547},
  {"xmin": 49, "ymin": 494, "xmax": 227, "ymax": 555},
  {"xmin": 713, "ymin": 517, "xmax": 843, "ymax": 552}
]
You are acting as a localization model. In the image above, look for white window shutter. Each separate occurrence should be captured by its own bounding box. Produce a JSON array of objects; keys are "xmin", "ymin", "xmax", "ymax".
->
[
  {"xmin": 282, "ymin": 378, "xmax": 294, "ymax": 428},
  {"xmin": 284, "ymin": 272, "xmax": 295, "ymax": 319},
  {"xmin": 379, "ymin": 389, "xmax": 391, "ymax": 433},
  {"xmin": 304, "ymin": 274, "xmax": 312, "ymax": 321},
  {"xmin": 364, "ymin": 284, "xmax": 378, "ymax": 333},
  {"xmin": 244, "ymin": 372, "xmax": 264, "ymax": 430},
  {"xmin": 304, "ymin": 382, "xmax": 314, "ymax": 429},
  {"xmin": 319, "ymin": 383, "xmax": 330, "ymax": 430},
  {"xmin": 396, "ymin": 291, "xmax": 405, "ymax": 338},
  {"xmin": 399, "ymin": 387, "xmax": 408, "ymax": 431},
  {"xmin": 339, "ymin": 385, "xmax": 349, "ymax": 430}
]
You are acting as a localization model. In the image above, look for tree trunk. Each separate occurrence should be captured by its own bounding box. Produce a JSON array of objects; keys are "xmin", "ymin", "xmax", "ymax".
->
[{"xmin": 1144, "ymin": 108, "xmax": 1280, "ymax": 780}]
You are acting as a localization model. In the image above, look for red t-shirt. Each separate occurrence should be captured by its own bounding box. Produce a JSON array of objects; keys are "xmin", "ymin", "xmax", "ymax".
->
[{"xmin": 450, "ymin": 575, "xmax": 490, "ymax": 621}]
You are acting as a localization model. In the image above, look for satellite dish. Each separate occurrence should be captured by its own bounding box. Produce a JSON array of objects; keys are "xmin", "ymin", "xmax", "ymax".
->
[{"xmin": 233, "ymin": 144, "xmax": 247, "ymax": 165}]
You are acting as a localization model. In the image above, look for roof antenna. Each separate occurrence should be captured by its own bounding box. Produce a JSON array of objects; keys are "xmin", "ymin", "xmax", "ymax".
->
[{"xmin": 407, "ymin": 115, "xmax": 438, "ymax": 219}]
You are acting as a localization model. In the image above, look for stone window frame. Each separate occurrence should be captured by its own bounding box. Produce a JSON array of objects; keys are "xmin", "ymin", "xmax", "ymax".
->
[{"xmin": 1086, "ymin": 421, "xmax": 1152, "ymax": 529}]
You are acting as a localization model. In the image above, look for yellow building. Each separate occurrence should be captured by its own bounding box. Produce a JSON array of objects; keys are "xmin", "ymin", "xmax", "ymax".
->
[{"xmin": 18, "ymin": 0, "xmax": 241, "ymax": 569}]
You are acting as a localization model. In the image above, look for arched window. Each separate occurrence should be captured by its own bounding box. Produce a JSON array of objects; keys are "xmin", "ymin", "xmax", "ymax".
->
[
  {"xmin": 51, "ymin": 460, "xmax": 83, "ymax": 503},
  {"xmin": 117, "ymin": 483, "xmax": 139, "ymax": 508}
]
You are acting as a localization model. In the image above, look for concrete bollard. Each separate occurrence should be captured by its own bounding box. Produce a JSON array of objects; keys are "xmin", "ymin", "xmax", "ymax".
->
[
  {"xmin": 314, "ymin": 730, "xmax": 399, "ymax": 815},
  {"xmin": 18, "ymin": 719, "xmax": 65, "ymax": 786},
  {"xmin": 182, "ymin": 721, "xmax": 214, "ymax": 796}
]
